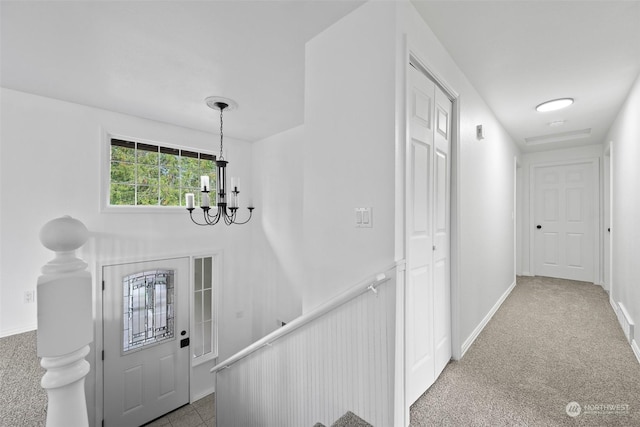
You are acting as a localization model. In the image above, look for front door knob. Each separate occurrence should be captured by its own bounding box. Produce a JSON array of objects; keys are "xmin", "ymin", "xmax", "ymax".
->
[{"xmin": 536, "ymin": 225, "xmax": 542, "ymax": 229}]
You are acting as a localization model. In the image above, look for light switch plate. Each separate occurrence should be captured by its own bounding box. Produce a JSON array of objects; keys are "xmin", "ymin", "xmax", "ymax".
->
[{"xmin": 355, "ymin": 207, "xmax": 373, "ymax": 228}]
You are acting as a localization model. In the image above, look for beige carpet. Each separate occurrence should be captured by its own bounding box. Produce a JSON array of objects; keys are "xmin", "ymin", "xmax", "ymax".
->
[
  {"xmin": 0, "ymin": 330, "xmax": 47, "ymax": 427},
  {"xmin": 410, "ymin": 276, "xmax": 640, "ymax": 426}
]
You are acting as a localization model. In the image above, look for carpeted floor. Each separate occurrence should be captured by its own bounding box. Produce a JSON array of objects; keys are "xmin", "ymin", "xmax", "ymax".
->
[
  {"xmin": 0, "ymin": 330, "xmax": 47, "ymax": 427},
  {"xmin": 410, "ymin": 275, "xmax": 640, "ymax": 426}
]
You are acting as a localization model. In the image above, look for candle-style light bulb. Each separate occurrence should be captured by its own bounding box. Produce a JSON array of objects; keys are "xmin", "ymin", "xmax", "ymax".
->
[
  {"xmin": 185, "ymin": 193, "xmax": 195, "ymax": 209},
  {"xmin": 201, "ymin": 176, "xmax": 210, "ymax": 192}
]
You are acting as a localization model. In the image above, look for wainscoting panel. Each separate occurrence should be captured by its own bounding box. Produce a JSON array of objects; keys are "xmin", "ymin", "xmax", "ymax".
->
[{"xmin": 216, "ymin": 277, "xmax": 396, "ymax": 426}]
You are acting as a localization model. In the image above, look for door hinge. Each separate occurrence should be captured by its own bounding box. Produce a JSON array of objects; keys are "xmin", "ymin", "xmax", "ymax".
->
[
  {"xmin": 102, "ymin": 350, "xmax": 104, "ymax": 361},
  {"xmin": 102, "ymin": 420, "xmax": 104, "ymax": 427},
  {"xmin": 102, "ymin": 280, "xmax": 105, "ymax": 291}
]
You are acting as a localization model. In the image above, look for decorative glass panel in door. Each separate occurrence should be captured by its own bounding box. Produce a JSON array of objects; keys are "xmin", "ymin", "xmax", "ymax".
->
[{"xmin": 122, "ymin": 269, "xmax": 175, "ymax": 353}]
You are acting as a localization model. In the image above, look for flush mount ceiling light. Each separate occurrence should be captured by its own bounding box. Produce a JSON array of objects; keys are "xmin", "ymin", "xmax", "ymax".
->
[{"xmin": 535, "ymin": 98, "xmax": 574, "ymax": 112}]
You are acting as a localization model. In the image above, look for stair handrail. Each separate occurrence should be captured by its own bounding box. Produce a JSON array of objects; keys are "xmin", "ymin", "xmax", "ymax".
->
[{"xmin": 211, "ymin": 261, "xmax": 402, "ymax": 373}]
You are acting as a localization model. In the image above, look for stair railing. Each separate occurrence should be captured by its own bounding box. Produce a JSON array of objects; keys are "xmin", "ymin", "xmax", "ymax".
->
[
  {"xmin": 211, "ymin": 262, "xmax": 402, "ymax": 426},
  {"xmin": 211, "ymin": 263, "xmax": 396, "ymax": 373}
]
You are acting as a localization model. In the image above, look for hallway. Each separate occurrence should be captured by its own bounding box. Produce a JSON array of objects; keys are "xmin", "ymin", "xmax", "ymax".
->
[{"xmin": 410, "ymin": 276, "xmax": 640, "ymax": 426}]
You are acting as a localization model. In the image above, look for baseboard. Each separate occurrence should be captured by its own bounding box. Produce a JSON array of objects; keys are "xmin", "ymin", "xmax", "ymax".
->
[
  {"xmin": 460, "ymin": 279, "xmax": 517, "ymax": 358},
  {"xmin": 191, "ymin": 385, "xmax": 215, "ymax": 403},
  {"xmin": 0, "ymin": 324, "xmax": 37, "ymax": 339},
  {"xmin": 609, "ymin": 298, "xmax": 639, "ymax": 365},
  {"xmin": 610, "ymin": 297, "xmax": 618, "ymax": 316},
  {"xmin": 632, "ymin": 339, "xmax": 640, "ymax": 365}
]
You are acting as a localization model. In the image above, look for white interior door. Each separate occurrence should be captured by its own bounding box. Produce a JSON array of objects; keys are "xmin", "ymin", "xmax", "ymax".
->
[
  {"xmin": 533, "ymin": 162, "xmax": 595, "ymax": 282},
  {"xmin": 406, "ymin": 64, "xmax": 452, "ymax": 405},
  {"xmin": 432, "ymin": 82, "xmax": 452, "ymax": 376},
  {"xmin": 103, "ymin": 258, "xmax": 190, "ymax": 427}
]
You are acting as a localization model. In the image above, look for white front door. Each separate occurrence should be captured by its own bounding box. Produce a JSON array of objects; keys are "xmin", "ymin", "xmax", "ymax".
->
[
  {"xmin": 103, "ymin": 258, "xmax": 190, "ymax": 427},
  {"xmin": 406, "ymin": 64, "xmax": 452, "ymax": 405},
  {"xmin": 533, "ymin": 162, "xmax": 596, "ymax": 282}
]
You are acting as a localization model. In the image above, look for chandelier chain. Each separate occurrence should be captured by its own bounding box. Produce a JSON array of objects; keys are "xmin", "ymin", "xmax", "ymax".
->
[{"xmin": 219, "ymin": 107, "xmax": 224, "ymax": 160}]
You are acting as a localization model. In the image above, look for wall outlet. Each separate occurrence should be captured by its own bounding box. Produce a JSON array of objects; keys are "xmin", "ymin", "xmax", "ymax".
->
[{"xmin": 24, "ymin": 290, "xmax": 35, "ymax": 304}]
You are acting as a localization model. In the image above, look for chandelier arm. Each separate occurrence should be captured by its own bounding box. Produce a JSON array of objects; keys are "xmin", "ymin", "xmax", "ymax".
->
[
  {"xmin": 230, "ymin": 208, "xmax": 254, "ymax": 225},
  {"xmin": 224, "ymin": 209, "xmax": 234, "ymax": 225},
  {"xmin": 189, "ymin": 209, "xmax": 216, "ymax": 226},
  {"xmin": 205, "ymin": 207, "xmax": 223, "ymax": 225}
]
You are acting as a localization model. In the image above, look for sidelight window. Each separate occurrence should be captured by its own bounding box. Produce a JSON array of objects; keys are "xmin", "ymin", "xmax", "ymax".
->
[{"xmin": 192, "ymin": 255, "xmax": 218, "ymax": 363}]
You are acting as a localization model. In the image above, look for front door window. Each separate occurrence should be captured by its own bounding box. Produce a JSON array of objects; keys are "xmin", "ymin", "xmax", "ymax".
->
[{"xmin": 122, "ymin": 269, "xmax": 175, "ymax": 353}]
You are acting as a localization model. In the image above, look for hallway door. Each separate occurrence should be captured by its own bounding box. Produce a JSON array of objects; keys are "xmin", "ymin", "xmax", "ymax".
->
[
  {"xmin": 533, "ymin": 162, "xmax": 596, "ymax": 282},
  {"xmin": 405, "ymin": 63, "xmax": 452, "ymax": 405},
  {"xmin": 103, "ymin": 258, "xmax": 190, "ymax": 427}
]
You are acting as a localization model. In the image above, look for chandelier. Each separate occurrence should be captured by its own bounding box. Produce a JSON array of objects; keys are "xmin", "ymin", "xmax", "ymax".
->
[{"xmin": 185, "ymin": 96, "xmax": 254, "ymax": 226}]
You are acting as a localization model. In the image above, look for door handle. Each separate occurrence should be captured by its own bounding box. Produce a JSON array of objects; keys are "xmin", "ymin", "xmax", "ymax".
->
[
  {"xmin": 536, "ymin": 225, "xmax": 542, "ymax": 229},
  {"xmin": 180, "ymin": 337, "xmax": 190, "ymax": 348}
]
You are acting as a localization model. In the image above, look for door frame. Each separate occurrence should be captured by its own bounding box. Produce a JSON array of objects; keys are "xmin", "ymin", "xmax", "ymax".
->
[
  {"xmin": 528, "ymin": 158, "xmax": 600, "ymax": 283},
  {"xmin": 95, "ymin": 253, "xmax": 194, "ymax": 427},
  {"xmin": 395, "ymin": 38, "xmax": 460, "ymax": 425},
  {"xmin": 603, "ymin": 142, "xmax": 612, "ymax": 292}
]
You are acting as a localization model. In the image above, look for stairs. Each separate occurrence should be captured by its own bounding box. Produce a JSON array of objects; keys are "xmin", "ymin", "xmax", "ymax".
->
[{"xmin": 313, "ymin": 411, "xmax": 373, "ymax": 427}]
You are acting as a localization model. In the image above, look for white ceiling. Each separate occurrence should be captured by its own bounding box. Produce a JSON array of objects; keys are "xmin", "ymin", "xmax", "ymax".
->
[
  {"xmin": 0, "ymin": 0, "xmax": 365, "ymax": 142},
  {"xmin": 412, "ymin": 0, "xmax": 640, "ymax": 152},
  {"xmin": 2, "ymin": 1, "xmax": 640, "ymax": 152}
]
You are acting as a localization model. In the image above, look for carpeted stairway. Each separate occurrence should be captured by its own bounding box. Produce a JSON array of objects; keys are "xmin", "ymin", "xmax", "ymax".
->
[
  {"xmin": 410, "ymin": 275, "xmax": 640, "ymax": 426},
  {"xmin": 314, "ymin": 411, "xmax": 373, "ymax": 427}
]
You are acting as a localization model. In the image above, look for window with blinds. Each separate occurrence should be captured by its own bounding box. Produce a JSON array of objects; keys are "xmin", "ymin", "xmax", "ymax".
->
[{"xmin": 109, "ymin": 138, "xmax": 216, "ymax": 207}]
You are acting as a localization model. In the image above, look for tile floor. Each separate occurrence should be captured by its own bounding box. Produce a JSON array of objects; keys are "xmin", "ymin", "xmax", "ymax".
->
[{"xmin": 143, "ymin": 393, "xmax": 215, "ymax": 427}]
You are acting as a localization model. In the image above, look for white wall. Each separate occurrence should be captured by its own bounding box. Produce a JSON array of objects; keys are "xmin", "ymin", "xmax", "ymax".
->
[
  {"xmin": 0, "ymin": 88, "xmax": 256, "ymax": 421},
  {"xmin": 302, "ymin": 1, "xmax": 398, "ymax": 311},
  {"xmin": 519, "ymin": 144, "xmax": 603, "ymax": 278},
  {"xmin": 251, "ymin": 125, "xmax": 304, "ymax": 339},
  {"xmin": 299, "ymin": 0, "xmax": 522, "ymax": 356},
  {"xmin": 606, "ymin": 72, "xmax": 640, "ymax": 347},
  {"xmin": 397, "ymin": 1, "xmax": 521, "ymax": 352}
]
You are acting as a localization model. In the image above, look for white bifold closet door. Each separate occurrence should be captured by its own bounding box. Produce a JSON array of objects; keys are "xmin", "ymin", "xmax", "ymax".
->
[{"xmin": 405, "ymin": 64, "xmax": 452, "ymax": 405}]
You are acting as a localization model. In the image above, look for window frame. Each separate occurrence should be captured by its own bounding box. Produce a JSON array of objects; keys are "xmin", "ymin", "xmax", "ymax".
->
[
  {"xmin": 101, "ymin": 131, "xmax": 217, "ymax": 213},
  {"xmin": 190, "ymin": 252, "xmax": 220, "ymax": 366}
]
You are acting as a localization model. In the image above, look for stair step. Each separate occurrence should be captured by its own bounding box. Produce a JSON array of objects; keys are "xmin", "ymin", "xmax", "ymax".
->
[{"xmin": 331, "ymin": 411, "xmax": 373, "ymax": 427}]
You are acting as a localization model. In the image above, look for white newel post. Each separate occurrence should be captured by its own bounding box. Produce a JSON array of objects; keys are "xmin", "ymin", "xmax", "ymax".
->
[{"xmin": 37, "ymin": 216, "xmax": 92, "ymax": 427}]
